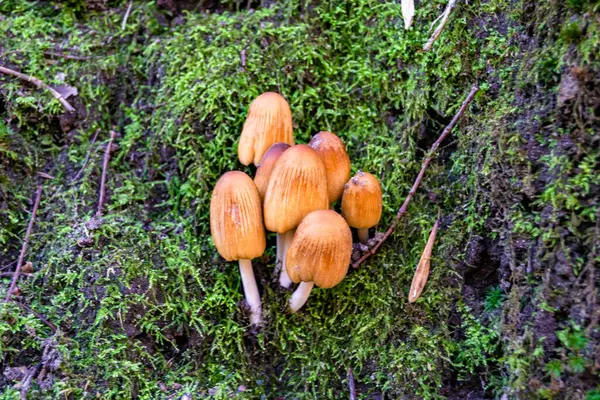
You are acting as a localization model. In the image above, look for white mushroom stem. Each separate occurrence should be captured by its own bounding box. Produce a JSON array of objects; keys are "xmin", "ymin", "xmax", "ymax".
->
[
  {"xmin": 279, "ymin": 229, "xmax": 295, "ymax": 288},
  {"xmin": 289, "ymin": 281, "xmax": 315, "ymax": 313},
  {"xmin": 276, "ymin": 233, "xmax": 282, "ymax": 267},
  {"xmin": 239, "ymin": 259, "xmax": 261, "ymax": 325},
  {"xmin": 357, "ymin": 228, "xmax": 369, "ymax": 244}
]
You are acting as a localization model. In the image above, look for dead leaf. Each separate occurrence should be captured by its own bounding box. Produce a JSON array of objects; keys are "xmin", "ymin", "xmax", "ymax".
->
[
  {"xmin": 22, "ymin": 261, "xmax": 33, "ymax": 273},
  {"xmin": 408, "ymin": 212, "xmax": 440, "ymax": 303},
  {"xmin": 401, "ymin": 0, "xmax": 415, "ymax": 30},
  {"xmin": 54, "ymin": 83, "xmax": 78, "ymax": 99}
]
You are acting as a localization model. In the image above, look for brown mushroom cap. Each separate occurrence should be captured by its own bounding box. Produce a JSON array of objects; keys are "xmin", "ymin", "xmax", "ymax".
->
[
  {"xmin": 341, "ymin": 171, "xmax": 383, "ymax": 229},
  {"xmin": 263, "ymin": 144, "xmax": 329, "ymax": 233},
  {"xmin": 254, "ymin": 142, "xmax": 291, "ymax": 200},
  {"xmin": 210, "ymin": 171, "xmax": 266, "ymax": 261},
  {"xmin": 238, "ymin": 92, "xmax": 294, "ymax": 166},
  {"xmin": 286, "ymin": 210, "xmax": 352, "ymax": 288},
  {"xmin": 309, "ymin": 131, "xmax": 351, "ymax": 203}
]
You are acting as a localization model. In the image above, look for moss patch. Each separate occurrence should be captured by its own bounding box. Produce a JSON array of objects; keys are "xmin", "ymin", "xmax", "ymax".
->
[{"xmin": 1, "ymin": 0, "xmax": 599, "ymax": 398}]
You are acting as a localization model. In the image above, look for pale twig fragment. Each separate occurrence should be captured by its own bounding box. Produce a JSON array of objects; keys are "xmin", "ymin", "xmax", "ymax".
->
[
  {"xmin": 423, "ymin": 0, "xmax": 457, "ymax": 51},
  {"xmin": 4, "ymin": 185, "xmax": 43, "ymax": 302},
  {"xmin": 121, "ymin": 0, "xmax": 133, "ymax": 31},
  {"xmin": 0, "ymin": 66, "xmax": 76, "ymax": 113},
  {"xmin": 408, "ymin": 211, "xmax": 440, "ymax": 303},
  {"xmin": 401, "ymin": 0, "xmax": 415, "ymax": 30}
]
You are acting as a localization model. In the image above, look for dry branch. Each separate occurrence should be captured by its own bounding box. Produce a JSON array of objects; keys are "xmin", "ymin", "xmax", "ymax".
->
[
  {"xmin": 423, "ymin": 0, "xmax": 457, "ymax": 51},
  {"xmin": 97, "ymin": 130, "xmax": 117, "ymax": 217},
  {"xmin": 73, "ymin": 128, "xmax": 100, "ymax": 181},
  {"xmin": 0, "ymin": 66, "xmax": 75, "ymax": 113},
  {"xmin": 352, "ymin": 85, "xmax": 479, "ymax": 268},
  {"xmin": 348, "ymin": 368, "xmax": 357, "ymax": 400},
  {"xmin": 15, "ymin": 302, "xmax": 57, "ymax": 333},
  {"xmin": 5, "ymin": 185, "xmax": 43, "ymax": 302},
  {"xmin": 121, "ymin": 0, "xmax": 133, "ymax": 31}
]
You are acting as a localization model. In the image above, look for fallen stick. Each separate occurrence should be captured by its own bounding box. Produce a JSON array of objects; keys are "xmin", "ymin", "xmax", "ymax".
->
[
  {"xmin": 0, "ymin": 66, "xmax": 75, "ymax": 113},
  {"xmin": 121, "ymin": 0, "xmax": 133, "ymax": 31},
  {"xmin": 43, "ymin": 51, "xmax": 90, "ymax": 61},
  {"xmin": 348, "ymin": 368, "xmax": 357, "ymax": 400},
  {"xmin": 5, "ymin": 185, "xmax": 43, "ymax": 302},
  {"xmin": 0, "ymin": 272, "xmax": 33, "ymax": 278},
  {"xmin": 15, "ymin": 302, "xmax": 57, "ymax": 333},
  {"xmin": 352, "ymin": 85, "xmax": 478, "ymax": 268},
  {"xmin": 73, "ymin": 128, "xmax": 101, "ymax": 181},
  {"xmin": 97, "ymin": 130, "xmax": 117, "ymax": 217},
  {"xmin": 423, "ymin": 0, "xmax": 457, "ymax": 51}
]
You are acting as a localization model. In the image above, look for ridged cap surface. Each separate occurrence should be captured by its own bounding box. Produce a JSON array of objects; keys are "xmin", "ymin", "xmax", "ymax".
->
[
  {"xmin": 238, "ymin": 92, "xmax": 294, "ymax": 166},
  {"xmin": 286, "ymin": 210, "xmax": 352, "ymax": 288},
  {"xmin": 341, "ymin": 171, "xmax": 383, "ymax": 229},
  {"xmin": 309, "ymin": 131, "xmax": 351, "ymax": 203},
  {"xmin": 263, "ymin": 145, "xmax": 328, "ymax": 233},
  {"xmin": 210, "ymin": 171, "xmax": 266, "ymax": 261},
  {"xmin": 254, "ymin": 142, "xmax": 291, "ymax": 200}
]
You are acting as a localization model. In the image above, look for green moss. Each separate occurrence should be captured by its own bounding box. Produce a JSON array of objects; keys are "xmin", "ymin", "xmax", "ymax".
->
[{"xmin": 0, "ymin": 0, "xmax": 599, "ymax": 398}]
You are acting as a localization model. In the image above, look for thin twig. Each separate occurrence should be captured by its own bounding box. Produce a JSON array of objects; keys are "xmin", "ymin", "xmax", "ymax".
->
[
  {"xmin": 43, "ymin": 51, "xmax": 90, "ymax": 61},
  {"xmin": 352, "ymin": 86, "xmax": 479, "ymax": 268},
  {"xmin": 5, "ymin": 185, "xmax": 43, "ymax": 302},
  {"xmin": 423, "ymin": 0, "xmax": 457, "ymax": 51},
  {"xmin": 73, "ymin": 129, "xmax": 101, "ymax": 181},
  {"xmin": 0, "ymin": 258, "xmax": 21, "ymax": 271},
  {"xmin": 0, "ymin": 66, "xmax": 75, "ymax": 113},
  {"xmin": 15, "ymin": 302, "xmax": 57, "ymax": 333},
  {"xmin": 348, "ymin": 368, "xmax": 357, "ymax": 400},
  {"xmin": 19, "ymin": 362, "xmax": 42, "ymax": 400},
  {"xmin": 97, "ymin": 131, "xmax": 117, "ymax": 217},
  {"xmin": 0, "ymin": 272, "xmax": 33, "ymax": 278},
  {"xmin": 121, "ymin": 0, "xmax": 133, "ymax": 31}
]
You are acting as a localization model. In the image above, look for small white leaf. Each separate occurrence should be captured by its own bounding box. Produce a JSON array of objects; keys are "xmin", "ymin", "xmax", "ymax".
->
[{"xmin": 401, "ymin": 0, "xmax": 415, "ymax": 30}]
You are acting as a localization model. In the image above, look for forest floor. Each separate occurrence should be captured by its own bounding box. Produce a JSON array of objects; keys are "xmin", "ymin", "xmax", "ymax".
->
[{"xmin": 0, "ymin": 0, "xmax": 599, "ymax": 399}]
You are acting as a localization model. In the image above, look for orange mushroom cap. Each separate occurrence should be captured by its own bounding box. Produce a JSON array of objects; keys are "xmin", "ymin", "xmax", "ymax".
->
[
  {"xmin": 341, "ymin": 171, "xmax": 383, "ymax": 229},
  {"xmin": 286, "ymin": 210, "xmax": 352, "ymax": 288},
  {"xmin": 210, "ymin": 171, "xmax": 266, "ymax": 261},
  {"xmin": 238, "ymin": 92, "xmax": 294, "ymax": 166},
  {"xmin": 309, "ymin": 131, "xmax": 351, "ymax": 203},
  {"xmin": 254, "ymin": 142, "xmax": 291, "ymax": 200},
  {"xmin": 263, "ymin": 144, "xmax": 329, "ymax": 233}
]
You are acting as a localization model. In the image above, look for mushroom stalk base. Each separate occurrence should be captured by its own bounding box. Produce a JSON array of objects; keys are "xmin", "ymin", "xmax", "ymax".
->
[
  {"xmin": 279, "ymin": 230, "xmax": 295, "ymax": 288},
  {"xmin": 239, "ymin": 259, "xmax": 261, "ymax": 325},
  {"xmin": 289, "ymin": 281, "xmax": 315, "ymax": 313},
  {"xmin": 357, "ymin": 228, "xmax": 369, "ymax": 244}
]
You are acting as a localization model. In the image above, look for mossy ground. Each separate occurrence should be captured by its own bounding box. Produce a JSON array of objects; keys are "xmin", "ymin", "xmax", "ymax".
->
[{"xmin": 0, "ymin": 0, "xmax": 598, "ymax": 398}]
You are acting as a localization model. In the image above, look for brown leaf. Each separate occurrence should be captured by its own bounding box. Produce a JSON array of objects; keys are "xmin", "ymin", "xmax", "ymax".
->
[
  {"xmin": 22, "ymin": 261, "xmax": 33, "ymax": 273},
  {"xmin": 408, "ymin": 213, "xmax": 440, "ymax": 303}
]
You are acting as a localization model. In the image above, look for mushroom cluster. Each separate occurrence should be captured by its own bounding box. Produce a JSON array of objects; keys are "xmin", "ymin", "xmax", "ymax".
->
[{"xmin": 210, "ymin": 92, "xmax": 383, "ymax": 324}]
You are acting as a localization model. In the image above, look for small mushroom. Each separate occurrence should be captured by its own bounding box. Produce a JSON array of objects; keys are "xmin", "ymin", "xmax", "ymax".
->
[
  {"xmin": 254, "ymin": 142, "xmax": 291, "ymax": 200},
  {"xmin": 264, "ymin": 144, "xmax": 329, "ymax": 288},
  {"xmin": 210, "ymin": 171, "xmax": 266, "ymax": 325},
  {"xmin": 341, "ymin": 171, "xmax": 383, "ymax": 244},
  {"xmin": 286, "ymin": 210, "xmax": 352, "ymax": 312},
  {"xmin": 238, "ymin": 92, "xmax": 294, "ymax": 166},
  {"xmin": 309, "ymin": 131, "xmax": 351, "ymax": 205}
]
